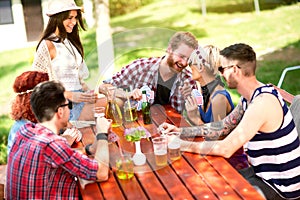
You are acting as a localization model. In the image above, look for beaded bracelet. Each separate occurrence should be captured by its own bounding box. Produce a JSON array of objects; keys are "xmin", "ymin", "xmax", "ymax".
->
[{"xmin": 96, "ymin": 133, "xmax": 108, "ymax": 141}]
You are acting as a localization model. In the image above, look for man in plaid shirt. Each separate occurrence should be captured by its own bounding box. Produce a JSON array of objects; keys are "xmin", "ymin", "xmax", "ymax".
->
[
  {"xmin": 101, "ymin": 31, "xmax": 198, "ymax": 113},
  {"xmin": 6, "ymin": 81, "xmax": 111, "ymax": 199}
]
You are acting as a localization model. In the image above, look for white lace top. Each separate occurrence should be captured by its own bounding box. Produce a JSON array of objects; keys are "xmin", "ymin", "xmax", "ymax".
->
[{"xmin": 32, "ymin": 39, "xmax": 89, "ymax": 91}]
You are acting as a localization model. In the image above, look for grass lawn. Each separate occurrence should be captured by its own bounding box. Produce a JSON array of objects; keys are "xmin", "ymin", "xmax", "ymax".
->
[{"xmin": 0, "ymin": 0, "xmax": 299, "ymax": 164}]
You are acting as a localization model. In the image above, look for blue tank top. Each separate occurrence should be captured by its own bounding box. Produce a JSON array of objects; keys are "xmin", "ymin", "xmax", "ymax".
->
[
  {"xmin": 243, "ymin": 85, "xmax": 300, "ymax": 199},
  {"xmin": 198, "ymin": 90, "xmax": 234, "ymax": 123}
]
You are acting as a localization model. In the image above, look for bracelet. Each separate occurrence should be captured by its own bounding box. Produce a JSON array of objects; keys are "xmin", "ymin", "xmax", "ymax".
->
[
  {"xmin": 85, "ymin": 144, "xmax": 92, "ymax": 155},
  {"xmin": 96, "ymin": 133, "xmax": 108, "ymax": 141}
]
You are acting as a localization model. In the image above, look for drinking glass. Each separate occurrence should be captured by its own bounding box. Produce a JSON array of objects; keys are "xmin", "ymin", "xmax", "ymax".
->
[
  {"xmin": 123, "ymin": 100, "xmax": 138, "ymax": 122},
  {"xmin": 116, "ymin": 154, "xmax": 134, "ymax": 180},
  {"xmin": 152, "ymin": 136, "xmax": 168, "ymax": 166},
  {"xmin": 166, "ymin": 132, "xmax": 181, "ymax": 161},
  {"xmin": 94, "ymin": 106, "xmax": 105, "ymax": 118},
  {"xmin": 105, "ymin": 86, "xmax": 123, "ymax": 127}
]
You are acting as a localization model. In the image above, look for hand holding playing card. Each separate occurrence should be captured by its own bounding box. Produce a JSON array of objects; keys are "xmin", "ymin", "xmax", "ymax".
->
[{"xmin": 179, "ymin": 81, "xmax": 192, "ymax": 99}]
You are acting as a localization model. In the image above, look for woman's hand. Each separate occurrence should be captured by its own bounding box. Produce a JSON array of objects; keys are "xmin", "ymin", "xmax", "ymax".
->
[
  {"xmin": 65, "ymin": 91, "xmax": 96, "ymax": 103},
  {"xmin": 158, "ymin": 122, "xmax": 181, "ymax": 135},
  {"xmin": 185, "ymin": 96, "xmax": 202, "ymax": 125},
  {"xmin": 179, "ymin": 82, "xmax": 192, "ymax": 99}
]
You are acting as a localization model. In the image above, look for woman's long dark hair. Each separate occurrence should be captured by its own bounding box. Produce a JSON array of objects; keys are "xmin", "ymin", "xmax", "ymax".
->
[{"xmin": 36, "ymin": 10, "xmax": 86, "ymax": 58}]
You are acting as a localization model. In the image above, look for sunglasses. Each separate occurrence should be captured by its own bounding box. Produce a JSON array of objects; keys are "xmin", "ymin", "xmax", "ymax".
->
[
  {"xmin": 218, "ymin": 64, "xmax": 240, "ymax": 74},
  {"xmin": 56, "ymin": 101, "xmax": 73, "ymax": 111}
]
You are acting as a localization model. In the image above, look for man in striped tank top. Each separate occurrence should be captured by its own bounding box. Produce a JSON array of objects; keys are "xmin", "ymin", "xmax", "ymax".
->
[{"xmin": 159, "ymin": 43, "xmax": 300, "ymax": 200}]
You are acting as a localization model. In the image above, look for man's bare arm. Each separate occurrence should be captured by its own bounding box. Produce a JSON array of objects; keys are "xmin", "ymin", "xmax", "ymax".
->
[{"xmin": 181, "ymin": 103, "xmax": 245, "ymax": 139}]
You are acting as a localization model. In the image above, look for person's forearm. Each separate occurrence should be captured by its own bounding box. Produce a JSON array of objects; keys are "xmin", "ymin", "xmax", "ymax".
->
[
  {"xmin": 180, "ymin": 121, "xmax": 226, "ymax": 139},
  {"xmin": 64, "ymin": 91, "xmax": 72, "ymax": 100},
  {"xmin": 187, "ymin": 113, "xmax": 203, "ymax": 126},
  {"xmin": 180, "ymin": 140, "xmax": 231, "ymax": 158},
  {"xmin": 94, "ymin": 139, "xmax": 109, "ymax": 181}
]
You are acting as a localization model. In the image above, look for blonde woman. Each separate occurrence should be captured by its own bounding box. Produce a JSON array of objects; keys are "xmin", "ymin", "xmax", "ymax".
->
[
  {"xmin": 180, "ymin": 45, "xmax": 248, "ymax": 170},
  {"xmin": 184, "ymin": 45, "xmax": 234, "ymax": 125}
]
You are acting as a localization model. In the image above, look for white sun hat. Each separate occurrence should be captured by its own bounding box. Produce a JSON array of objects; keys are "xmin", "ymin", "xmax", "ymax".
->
[{"xmin": 46, "ymin": 0, "xmax": 82, "ymax": 17}]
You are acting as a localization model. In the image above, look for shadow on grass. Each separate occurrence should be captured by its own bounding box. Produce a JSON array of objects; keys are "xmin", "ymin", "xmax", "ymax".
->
[
  {"xmin": 0, "ymin": 61, "xmax": 28, "ymax": 80},
  {"xmin": 192, "ymin": 0, "xmax": 299, "ymax": 14},
  {"xmin": 257, "ymin": 40, "xmax": 300, "ymax": 95}
]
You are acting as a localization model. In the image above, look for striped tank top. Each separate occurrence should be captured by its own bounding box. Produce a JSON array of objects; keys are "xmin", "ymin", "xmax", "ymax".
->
[{"xmin": 242, "ymin": 85, "xmax": 300, "ymax": 199}]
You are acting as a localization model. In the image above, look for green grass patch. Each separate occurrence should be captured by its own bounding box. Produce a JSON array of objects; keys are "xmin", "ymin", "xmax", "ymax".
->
[{"xmin": 0, "ymin": 0, "xmax": 299, "ymax": 164}]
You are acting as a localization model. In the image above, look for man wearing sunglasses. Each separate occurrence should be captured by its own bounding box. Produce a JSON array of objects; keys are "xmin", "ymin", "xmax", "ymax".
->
[
  {"xmin": 6, "ymin": 81, "xmax": 111, "ymax": 199},
  {"xmin": 159, "ymin": 43, "xmax": 300, "ymax": 199}
]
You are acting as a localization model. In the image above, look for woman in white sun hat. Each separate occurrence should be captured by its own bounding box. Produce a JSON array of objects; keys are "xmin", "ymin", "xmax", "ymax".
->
[{"xmin": 32, "ymin": 0, "xmax": 96, "ymax": 121}]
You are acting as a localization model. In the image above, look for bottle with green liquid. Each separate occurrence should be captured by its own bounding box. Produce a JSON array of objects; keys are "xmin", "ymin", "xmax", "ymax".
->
[{"xmin": 141, "ymin": 90, "xmax": 152, "ymax": 124}]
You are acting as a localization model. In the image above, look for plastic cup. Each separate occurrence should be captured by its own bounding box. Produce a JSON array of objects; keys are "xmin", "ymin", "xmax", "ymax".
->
[
  {"xmin": 166, "ymin": 132, "xmax": 181, "ymax": 161},
  {"xmin": 152, "ymin": 136, "xmax": 168, "ymax": 166},
  {"xmin": 94, "ymin": 106, "xmax": 105, "ymax": 118},
  {"xmin": 123, "ymin": 100, "xmax": 138, "ymax": 122},
  {"xmin": 116, "ymin": 154, "xmax": 134, "ymax": 180}
]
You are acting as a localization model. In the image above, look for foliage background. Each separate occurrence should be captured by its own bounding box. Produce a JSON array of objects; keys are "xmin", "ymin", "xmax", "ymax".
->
[{"xmin": 0, "ymin": 0, "xmax": 299, "ymax": 164}]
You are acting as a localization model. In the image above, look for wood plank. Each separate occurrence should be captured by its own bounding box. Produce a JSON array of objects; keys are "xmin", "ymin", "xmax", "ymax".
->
[
  {"xmin": 170, "ymin": 155, "xmax": 218, "ymax": 200},
  {"xmin": 184, "ymin": 153, "xmax": 242, "ymax": 200},
  {"xmin": 147, "ymin": 153, "xmax": 195, "ymax": 199},
  {"xmin": 99, "ymin": 171, "xmax": 125, "ymax": 200},
  {"xmin": 205, "ymin": 156, "xmax": 265, "ymax": 200},
  {"xmin": 79, "ymin": 179, "xmax": 104, "ymax": 200}
]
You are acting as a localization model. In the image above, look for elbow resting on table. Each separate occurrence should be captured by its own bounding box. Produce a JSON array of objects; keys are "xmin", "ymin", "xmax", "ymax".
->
[
  {"xmin": 214, "ymin": 142, "xmax": 235, "ymax": 159},
  {"xmin": 96, "ymin": 164, "xmax": 109, "ymax": 181}
]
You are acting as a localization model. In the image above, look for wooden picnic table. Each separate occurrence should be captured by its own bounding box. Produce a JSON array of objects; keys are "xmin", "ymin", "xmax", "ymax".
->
[{"xmin": 76, "ymin": 104, "xmax": 265, "ymax": 200}]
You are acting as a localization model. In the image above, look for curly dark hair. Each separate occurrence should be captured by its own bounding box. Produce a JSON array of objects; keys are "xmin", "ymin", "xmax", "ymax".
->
[{"xmin": 10, "ymin": 71, "xmax": 49, "ymax": 122}]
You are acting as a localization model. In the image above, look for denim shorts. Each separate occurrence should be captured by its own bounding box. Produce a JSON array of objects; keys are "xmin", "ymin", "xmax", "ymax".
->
[{"xmin": 69, "ymin": 90, "xmax": 84, "ymax": 121}]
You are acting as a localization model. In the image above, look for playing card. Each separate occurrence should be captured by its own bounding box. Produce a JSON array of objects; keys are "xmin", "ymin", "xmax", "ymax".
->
[{"xmin": 192, "ymin": 89, "xmax": 203, "ymax": 106}]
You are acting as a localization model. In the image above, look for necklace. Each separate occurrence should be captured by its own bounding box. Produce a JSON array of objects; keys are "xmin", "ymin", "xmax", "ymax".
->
[
  {"xmin": 62, "ymin": 39, "xmax": 86, "ymax": 87},
  {"xmin": 63, "ymin": 39, "xmax": 80, "ymax": 70}
]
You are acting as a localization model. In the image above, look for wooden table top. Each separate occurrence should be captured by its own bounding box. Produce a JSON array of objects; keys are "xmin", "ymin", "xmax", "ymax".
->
[{"xmin": 76, "ymin": 104, "xmax": 264, "ymax": 200}]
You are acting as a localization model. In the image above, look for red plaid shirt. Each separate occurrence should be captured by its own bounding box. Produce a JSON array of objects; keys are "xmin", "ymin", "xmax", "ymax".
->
[
  {"xmin": 104, "ymin": 57, "xmax": 196, "ymax": 113},
  {"xmin": 6, "ymin": 123, "xmax": 98, "ymax": 200}
]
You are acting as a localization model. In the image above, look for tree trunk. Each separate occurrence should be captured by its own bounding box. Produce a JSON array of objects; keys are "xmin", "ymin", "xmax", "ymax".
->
[{"xmin": 94, "ymin": 0, "xmax": 115, "ymax": 89}]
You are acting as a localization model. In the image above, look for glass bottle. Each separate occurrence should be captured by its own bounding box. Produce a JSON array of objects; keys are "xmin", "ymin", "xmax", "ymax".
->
[
  {"xmin": 105, "ymin": 86, "xmax": 123, "ymax": 127},
  {"xmin": 141, "ymin": 90, "xmax": 152, "ymax": 124}
]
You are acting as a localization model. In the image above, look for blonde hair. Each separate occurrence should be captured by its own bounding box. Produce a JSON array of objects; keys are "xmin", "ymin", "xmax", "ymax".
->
[
  {"xmin": 203, "ymin": 45, "xmax": 221, "ymax": 76},
  {"xmin": 188, "ymin": 44, "xmax": 221, "ymax": 77},
  {"xmin": 169, "ymin": 31, "xmax": 198, "ymax": 51}
]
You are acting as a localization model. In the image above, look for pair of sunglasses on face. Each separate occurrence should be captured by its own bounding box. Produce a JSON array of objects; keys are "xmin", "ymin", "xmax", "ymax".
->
[
  {"xmin": 218, "ymin": 64, "xmax": 241, "ymax": 74},
  {"xmin": 57, "ymin": 101, "xmax": 73, "ymax": 111},
  {"xmin": 188, "ymin": 61, "xmax": 241, "ymax": 74}
]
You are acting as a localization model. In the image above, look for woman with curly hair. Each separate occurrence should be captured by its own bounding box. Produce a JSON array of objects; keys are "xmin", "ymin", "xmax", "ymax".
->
[
  {"xmin": 8, "ymin": 71, "xmax": 81, "ymax": 154},
  {"xmin": 8, "ymin": 71, "xmax": 49, "ymax": 154}
]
